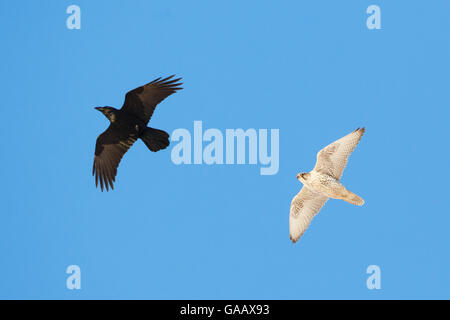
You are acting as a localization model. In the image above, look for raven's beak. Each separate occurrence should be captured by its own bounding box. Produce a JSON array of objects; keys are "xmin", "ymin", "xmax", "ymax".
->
[{"xmin": 95, "ymin": 107, "xmax": 102, "ymax": 111}]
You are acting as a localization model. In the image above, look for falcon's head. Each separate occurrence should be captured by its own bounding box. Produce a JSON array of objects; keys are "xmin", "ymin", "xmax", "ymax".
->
[
  {"xmin": 296, "ymin": 172, "xmax": 310, "ymax": 183},
  {"xmin": 95, "ymin": 106, "xmax": 117, "ymax": 123}
]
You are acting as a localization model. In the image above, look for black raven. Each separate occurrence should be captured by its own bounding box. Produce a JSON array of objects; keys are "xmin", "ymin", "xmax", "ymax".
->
[{"xmin": 93, "ymin": 75, "xmax": 182, "ymax": 191}]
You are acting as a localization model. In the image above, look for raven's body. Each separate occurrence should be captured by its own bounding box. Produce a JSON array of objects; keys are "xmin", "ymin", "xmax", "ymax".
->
[
  {"xmin": 98, "ymin": 108, "xmax": 145, "ymax": 138},
  {"xmin": 93, "ymin": 75, "xmax": 183, "ymax": 191}
]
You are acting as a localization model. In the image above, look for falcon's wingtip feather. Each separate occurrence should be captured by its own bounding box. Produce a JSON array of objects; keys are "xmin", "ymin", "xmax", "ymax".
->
[
  {"xmin": 290, "ymin": 236, "xmax": 299, "ymax": 244},
  {"xmin": 355, "ymin": 127, "xmax": 366, "ymax": 134}
]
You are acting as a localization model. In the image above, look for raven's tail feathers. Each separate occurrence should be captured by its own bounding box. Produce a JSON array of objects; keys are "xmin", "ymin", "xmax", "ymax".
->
[{"xmin": 141, "ymin": 127, "xmax": 170, "ymax": 152}]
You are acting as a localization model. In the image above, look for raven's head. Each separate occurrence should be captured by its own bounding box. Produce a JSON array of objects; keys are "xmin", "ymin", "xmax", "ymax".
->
[
  {"xmin": 296, "ymin": 172, "xmax": 310, "ymax": 184},
  {"xmin": 95, "ymin": 106, "xmax": 117, "ymax": 123}
]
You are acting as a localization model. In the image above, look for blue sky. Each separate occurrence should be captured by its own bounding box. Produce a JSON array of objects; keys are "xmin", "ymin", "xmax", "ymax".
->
[{"xmin": 0, "ymin": 0, "xmax": 449, "ymax": 299}]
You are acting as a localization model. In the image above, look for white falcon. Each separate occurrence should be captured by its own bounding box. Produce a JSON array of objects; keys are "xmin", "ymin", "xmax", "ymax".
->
[{"xmin": 290, "ymin": 128, "xmax": 366, "ymax": 243}]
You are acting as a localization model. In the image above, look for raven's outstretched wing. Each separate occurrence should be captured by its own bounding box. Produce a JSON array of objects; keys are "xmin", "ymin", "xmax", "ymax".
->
[
  {"xmin": 121, "ymin": 75, "xmax": 183, "ymax": 124},
  {"xmin": 313, "ymin": 127, "xmax": 365, "ymax": 180},
  {"xmin": 93, "ymin": 126, "xmax": 137, "ymax": 191}
]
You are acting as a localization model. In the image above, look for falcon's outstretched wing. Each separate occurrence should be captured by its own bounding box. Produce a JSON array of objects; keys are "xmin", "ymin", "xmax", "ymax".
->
[
  {"xmin": 93, "ymin": 126, "xmax": 137, "ymax": 191},
  {"xmin": 121, "ymin": 75, "xmax": 183, "ymax": 124},
  {"xmin": 313, "ymin": 127, "xmax": 365, "ymax": 180},
  {"xmin": 289, "ymin": 187, "xmax": 328, "ymax": 243}
]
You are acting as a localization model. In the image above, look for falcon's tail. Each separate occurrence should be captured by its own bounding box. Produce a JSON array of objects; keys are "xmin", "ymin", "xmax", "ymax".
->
[
  {"xmin": 341, "ymin": 189, "xmax": 365, "ymax": 206},
  {"xmin": 141, "ymin": 127, "xmax": 170, "ymax": 152}
]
